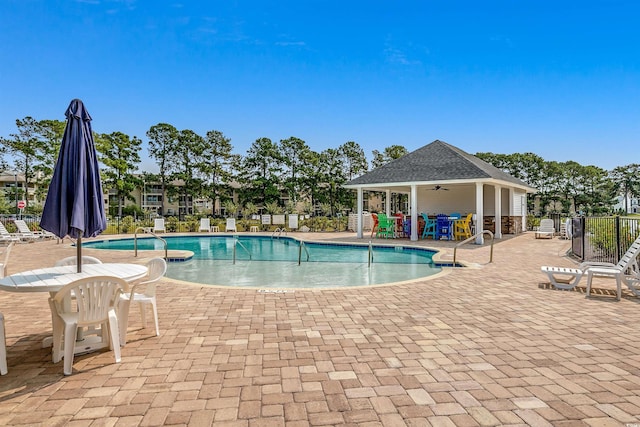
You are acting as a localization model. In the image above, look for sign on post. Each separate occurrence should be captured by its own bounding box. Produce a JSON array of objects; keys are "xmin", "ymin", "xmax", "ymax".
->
[{"xmin": 17, "ymin": 200, "xmax": 26, "ymax": 209}]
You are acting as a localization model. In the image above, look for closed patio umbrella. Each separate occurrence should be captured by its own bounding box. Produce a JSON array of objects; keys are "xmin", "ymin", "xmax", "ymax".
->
[{"xmin": 40, "ymin": 99, "xmax": 107, "ymax": 272}]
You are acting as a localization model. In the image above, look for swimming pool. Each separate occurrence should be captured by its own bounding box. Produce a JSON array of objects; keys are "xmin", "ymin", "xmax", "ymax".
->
[{"xmin": 83, "ymin": 235, "xmax": 445, "ymax": 288}]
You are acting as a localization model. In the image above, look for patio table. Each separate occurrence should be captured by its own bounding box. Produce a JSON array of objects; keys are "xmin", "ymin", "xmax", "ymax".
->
[{"xmin": 0, "ymin": 263, "xmax": 148, "ymax": 360}]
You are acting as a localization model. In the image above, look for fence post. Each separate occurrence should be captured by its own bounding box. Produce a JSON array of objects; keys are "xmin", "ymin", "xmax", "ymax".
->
[
  {"xmin": 580, "ymin": 217, "xmax": 586, "ymax": 262},
  {"xmin": 615, "ymin": 215, "xmax": 621, "ymax": 263}
]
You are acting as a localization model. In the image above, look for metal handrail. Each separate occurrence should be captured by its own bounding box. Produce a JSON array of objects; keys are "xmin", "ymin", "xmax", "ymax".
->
[
  {"xmin": 452, "ymin": 230, "xmax": 494, "ymax": 266},
  {"xmin": 134, "ymin": 227, "xmax": 168, "ymax": 260},
  {"xmin": 368, "ymin": 241, "xmax": 374, "ymax": 267},
  {"xmin": 233, "ymin": 236, "xmax": 252, "ymax": 264},
  {"xmin": 271, "ymin": 227, "xmax": 288, "ymax": 238},
  {"xmin": 298, "ymin": 241, "xmax": 310, "ymax": 265}
]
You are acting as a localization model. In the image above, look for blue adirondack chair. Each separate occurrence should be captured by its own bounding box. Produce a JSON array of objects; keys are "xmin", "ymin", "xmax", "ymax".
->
[
  {"xmin": 436, "ymin": 214, "xmax": 451, "ymax": 240},
  {"xmin": 420, "ymin": 213, "xmax": 437, "ymax": 239}
]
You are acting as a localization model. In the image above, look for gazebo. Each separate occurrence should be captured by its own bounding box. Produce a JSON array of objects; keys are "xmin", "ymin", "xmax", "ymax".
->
[{"xmin": 344, "ymin": 140, "xmax": 536, "ymax": 242}]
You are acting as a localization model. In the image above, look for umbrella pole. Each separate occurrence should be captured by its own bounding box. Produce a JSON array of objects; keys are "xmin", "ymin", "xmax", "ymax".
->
[{"xmin": 77, "ymin": 236, "xmax": 82, "ymax": 273}]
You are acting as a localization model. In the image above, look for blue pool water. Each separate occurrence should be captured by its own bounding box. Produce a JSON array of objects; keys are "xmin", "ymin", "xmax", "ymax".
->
[{"xmin": 84, "ymin": 236, "xmax": 444, "ymax": 288}]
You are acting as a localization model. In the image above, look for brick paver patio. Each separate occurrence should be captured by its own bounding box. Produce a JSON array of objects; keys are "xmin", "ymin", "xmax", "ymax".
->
[{"xmin": 1, "ymin": 232, "xmax": 639, "ymax": 426}]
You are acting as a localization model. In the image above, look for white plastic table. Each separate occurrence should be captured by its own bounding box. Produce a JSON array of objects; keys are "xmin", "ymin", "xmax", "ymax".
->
[
  {"xmin": 0, "ymin": 263, "xmax": 148, "ymax": 359},
  {"xmin": 0, "ymin": 263, "xmax": 147, "ymax": 292}
]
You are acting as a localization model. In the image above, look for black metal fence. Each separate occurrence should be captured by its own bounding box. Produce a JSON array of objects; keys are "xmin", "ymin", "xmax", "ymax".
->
[
  {"xmin": 571, "ymin": 216, "xmax": 640, "ymax": 264},
  {"xmin": 6, "ymin": 214, "xmax": 349, "ymax": 235}
]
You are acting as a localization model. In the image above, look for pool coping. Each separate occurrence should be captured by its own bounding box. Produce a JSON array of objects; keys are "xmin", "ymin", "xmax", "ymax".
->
[{"xmin": 82, "ymin": 233, "xmax": 471, "ymax": 289}]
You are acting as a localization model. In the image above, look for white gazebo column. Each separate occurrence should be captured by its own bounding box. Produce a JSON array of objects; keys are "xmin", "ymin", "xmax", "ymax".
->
[
  {"xmin": 475, "ymin": 182, "xmax": 484, "ymax": 244},
  {"xmin": 356, "ymin": 187, "xmax": 363, "ymax": 239},
  {"xmin": 410, "ymin": 185, "xmax": 418, "ymax": 241},
  {"xmin": 508, "ymin": 187, "xmax": 514, "ymax": 234},
  {"xmin": 385, "ymin": 189, "xmax": 391, "ymax": 216},
  {"xmin": 494, "ymin": 185, "xmax": 502, "ymax": 239}
]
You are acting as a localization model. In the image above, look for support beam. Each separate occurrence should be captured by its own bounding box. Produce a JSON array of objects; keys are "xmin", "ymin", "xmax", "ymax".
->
[
  {"xmin": 356, "ymin": 188, "xmax": 363, "ymax": 238},
  {"xmin": 410, "ymin": 185, "xmax": 418, "ymax": 241},
  {"xmin": 385, "ymin": 189, "xmax": 391, "ymax": 216},
  {"xmin": 494, "ymin": 185, "xmax": 502, "ymax": 239},
  {"xmin": 475, "ymin": 183, "xmax": 484, "ymax": 244}
]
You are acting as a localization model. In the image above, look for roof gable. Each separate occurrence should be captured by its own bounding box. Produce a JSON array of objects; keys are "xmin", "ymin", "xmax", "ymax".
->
[{"xmin": 346, "ymin": 140, "xmax": 531, "ymax": 189}]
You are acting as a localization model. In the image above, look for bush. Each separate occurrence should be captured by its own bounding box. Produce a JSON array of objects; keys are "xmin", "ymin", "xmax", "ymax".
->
[
  {"xmin": 120, "ymin": 216, "xmax": 134, "ymax": 233},
  {"xmin": 166, "ymin": 216, "xmax": 179, "ymax": 232}
]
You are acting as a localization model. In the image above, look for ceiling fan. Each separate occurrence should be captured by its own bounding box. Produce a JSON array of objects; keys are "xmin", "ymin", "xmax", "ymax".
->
[{"xmin": 428, "ymin": 185, "xmax": 449, "ymax": 191}]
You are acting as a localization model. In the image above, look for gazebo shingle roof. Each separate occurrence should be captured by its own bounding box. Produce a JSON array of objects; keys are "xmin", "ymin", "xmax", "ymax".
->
[{"xmin": 346, "ymin": 140, "xmax": 532, "ymax": 189}]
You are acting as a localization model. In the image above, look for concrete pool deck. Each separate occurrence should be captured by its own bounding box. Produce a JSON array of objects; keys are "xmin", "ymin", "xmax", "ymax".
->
[{"xmin": 0, "ymin": 232, "xmax": 639, "ymax": 426}]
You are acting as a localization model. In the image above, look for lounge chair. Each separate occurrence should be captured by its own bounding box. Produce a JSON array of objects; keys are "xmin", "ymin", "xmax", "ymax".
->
[
  {"xmin": 0, "ymin": 223, "xmax": 20, "ymax": 243},
  {"xmin": 225, "ymin": 218, "xmax": 237, "ymax": 232},
  {"xmin": 535, "ymin": 218, "xmax": 555, "ymax": 239},
  {"xmin": 153, "ymin": 218, "xmax": 166, "ymax": 233},
  {"xmin": 540, "ymin": 265, "xmax": 585, "ymax": 290},
  {"xmin": 0, "ymin": 242, "xmax": 14, "ymax": 278},
  {"xmin": 14, "ymin": 220, "xmax": 42, "ymax": 241},
  {"xmin": 541, "ymin": 233, "xmax": 640, "ymax": 298},
  {"xmin": 199, "ymin": 218, "xmax": 210, "ymax": 232}
]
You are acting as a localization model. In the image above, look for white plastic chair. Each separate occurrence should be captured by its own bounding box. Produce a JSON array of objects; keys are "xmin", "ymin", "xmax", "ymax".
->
[
  {"xmin": 50, "ymin": 276, "xmax": 125, "ymax": 375},
  {"xmin": 541, "ymin": 233, "xmax": 640, "ymax": 297},
  {"xmin": 199, "ymin": 218, "xmax": 210, "ymax": 232},
  {"xmin": 14, "ymin": 220, "xmax": 42, "ymax": 241},
  {"xmin": 535, "ymin": 218, "xmax": 555, "ymax": 239},
  {"xmin": 55, "ymin": 256, "xmax": 103, "ymax": 267},
  {"xmin": 225, "ymin": 218, "xmax": 237, "ymax": 232},
  {"xmin": 154, "ymin": 218, "xmax": 166, "ymax": 233},
  {"xmin": 0, "ymin": 223, "xmax": 20, "ymax": 243},
  {"xmin": 118, "ymin": 258, "xmax": 167, "ymax": 345},
  {"xmin": 0, "ymin": 312, "xmax": 7, "ymax": 375},
  {"xmin": 0, "ymin": 242, "xmax": 14, "ymax": 278}
]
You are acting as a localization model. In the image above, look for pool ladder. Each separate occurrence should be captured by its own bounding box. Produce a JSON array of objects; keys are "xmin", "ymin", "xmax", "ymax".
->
[
  {"xmin": 134, "ymin": 227, "xmax": 168, "ymax": 260},
  {"xmin": 233, "ymin": 236, "xmax": 252, "ymax": 264},
  {"xmin": 298, "ymin": 241, "xmax": 310, "ymax": 265}
]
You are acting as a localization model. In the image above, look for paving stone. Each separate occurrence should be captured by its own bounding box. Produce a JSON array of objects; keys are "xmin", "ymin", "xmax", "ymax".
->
[{"xmin": 2, "ymin": 234, "xmax": 640, "ymax": 425}]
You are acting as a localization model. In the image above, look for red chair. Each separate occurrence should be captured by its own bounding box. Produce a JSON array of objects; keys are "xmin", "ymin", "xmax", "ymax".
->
[{"xmin": 370, "ymin": 213, "xmax": 379, "ymax": 238}]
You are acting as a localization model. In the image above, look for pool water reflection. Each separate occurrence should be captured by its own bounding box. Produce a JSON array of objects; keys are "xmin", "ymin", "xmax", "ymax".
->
[{"xmin": 84, "ymin": 236, "xmax": 445, "ymax": 288}]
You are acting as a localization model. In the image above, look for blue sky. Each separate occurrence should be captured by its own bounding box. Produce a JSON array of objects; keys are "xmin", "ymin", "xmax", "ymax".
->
[{"xmin": 1, "ymin": 0, "xmax": 638, "ymax": 172}]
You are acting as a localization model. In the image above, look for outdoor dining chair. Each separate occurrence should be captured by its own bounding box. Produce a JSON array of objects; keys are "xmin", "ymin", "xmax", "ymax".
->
[
  {"xmin": 118, "ymin": 257, "xmax": 167, "ymax": 345},
  {"xmin": 55, "ymin": 256, "xmax": 102, "ymax": 267},
  {"xmin": 50, "ymin": 276, "xmax": 125, "ymax": 375}
]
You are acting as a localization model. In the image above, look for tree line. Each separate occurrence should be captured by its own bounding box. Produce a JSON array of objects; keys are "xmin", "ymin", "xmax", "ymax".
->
[
  {"xmin": 1, "ymin": 116, "xmax": 638, "ymax": 218},
  {"xmin": 475, "ymin": 152, "xmax": 640, "ymax": 216},
  {"xmin": 0, "ymin": 117, "xmax": 411, "ymax": 217}
]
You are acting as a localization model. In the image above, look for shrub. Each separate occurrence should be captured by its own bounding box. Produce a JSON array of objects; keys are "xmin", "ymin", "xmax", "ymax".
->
[
  {"xmin": 166, "ymin": 216, "xmax": 179, "ymax": 232},
  {"xmin": 121, "ymin": 216, "xmax": 134, "ymax": 233}
]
